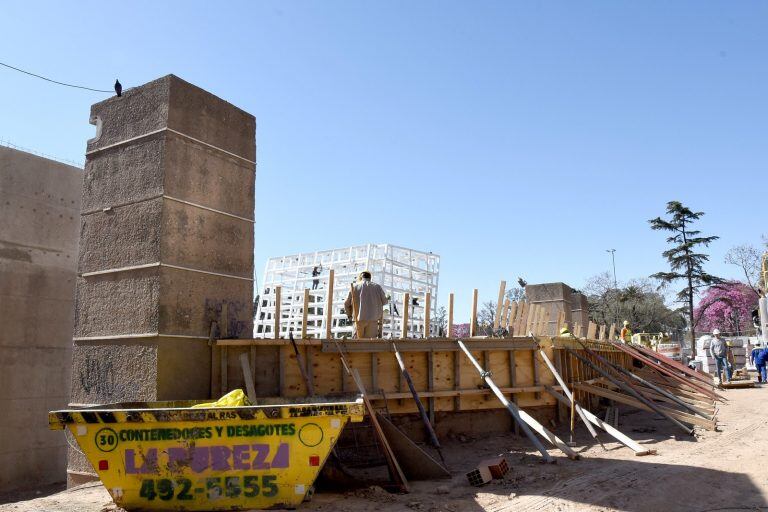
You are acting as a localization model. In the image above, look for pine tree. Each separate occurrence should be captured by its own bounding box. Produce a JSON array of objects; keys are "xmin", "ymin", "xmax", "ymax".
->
[{"xmin": 649, "ymin": 201, "xmax": 720, "ymax": 356}]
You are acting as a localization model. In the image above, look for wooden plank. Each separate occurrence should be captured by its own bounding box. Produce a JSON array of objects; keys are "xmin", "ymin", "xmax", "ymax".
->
[
  {"xmin": 278, "ymin": 346, "xmax": 285, "ymax": 395},
  {"xmin": 376, "ymin": 413, "xmax": 449, "ymax": 480},
  {"xmin": 219, "ymin": 344, "xmax": 229, "ymax": 394},
  {"xmin": 453, "ymin": 350, "xmax": 461, "ymax": 411},
  {"xmin": 424, "ymin": 292, "xmax": 431, "ymax": 338},
  {"xmin": 325, "ymin": 269, "xmax": 334, "ymax": 339},
  {"xmin": 350, "ymin": 368, "xmax": 409, "ymax": 491},
  {"xmin": 587, "ymin": 322, "xmax": 597, "ymax": 340},
  {"xmin": 427, "ymin": 350, "xmax": 436, "ymax": 423},
  {"xmin": 447, "ymin": 293, "xmax": 455, "ymax": 338},
  {"xmin": 301, "ymin": 288, "xmax": 309, "ymax": 339},
  {"xmin": 322, "ymin": 339, "xmax": 538, "ymax": 353},
  {"xmin": 501, "ymin": 299, "xmax": 511, "ymax": 330},
  {"xmin": 575, "ymin": 383, "xmax": 716, "ymax": 430},
  {"xmin": 546, "ymin": 388, "xmax": 654, "ymax": 456},
  {"xmin": 532, "ymin": 347, "xmax": 541, "ymax": 400},
  {"xmin": 274, "ymin": 286, "xmax": 281, "ymax": 339},
  {"xmin": 509, "ymin": 349, "xmax": 520, "ymax": 435},
  {"xmin": 507, "ymin": 301, "xmax": 517, "ymax": 335},
  {"xmin": 458, "ymin": 341, "xmax": 577, "ymax": 461},
  {"xmin": 608, "ymin": 323, "xmax": 616, "ymax": 341},
  {"xmin": 402, "ymin": 292, "xmax": 410, "ymax": 338},
  {"xmin": 494, "ymin": 281, "xmax": 506, "ymax": 330},
  {"xmin": 470, "ymin": 289, "xmax": 478, "ymax": 337},
  {"xmin": 239, "ymin": 353, "xmax": 257, "ymax": 403}
]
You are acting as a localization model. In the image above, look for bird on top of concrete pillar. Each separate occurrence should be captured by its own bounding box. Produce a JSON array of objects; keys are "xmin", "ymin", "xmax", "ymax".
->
[{"xmin": 114, "ymin": 79, "xmax": 122, "ymax": 97}]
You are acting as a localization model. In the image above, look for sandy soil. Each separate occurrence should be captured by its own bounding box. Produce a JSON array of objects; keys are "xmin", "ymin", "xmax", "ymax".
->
[{"xmin": 3, "ymin": 385, "xmax": 766, "ymax": 512}]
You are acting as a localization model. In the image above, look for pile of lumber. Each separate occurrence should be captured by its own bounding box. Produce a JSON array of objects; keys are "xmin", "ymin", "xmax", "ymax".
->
[{"xmin": 572, "ymin": 342, "xmax": 723, "ymax": 434}]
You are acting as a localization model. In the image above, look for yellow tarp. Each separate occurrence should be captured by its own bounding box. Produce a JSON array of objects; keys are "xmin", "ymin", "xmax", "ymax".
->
[{"xmin": 190, "ymin": 389, "xmax": 250, "ymax": 408}]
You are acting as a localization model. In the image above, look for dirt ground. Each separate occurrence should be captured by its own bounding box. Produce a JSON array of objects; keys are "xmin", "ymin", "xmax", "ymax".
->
[{"xmin": 3, "ymin": 385, "xmax": 766, "ymax": 512}]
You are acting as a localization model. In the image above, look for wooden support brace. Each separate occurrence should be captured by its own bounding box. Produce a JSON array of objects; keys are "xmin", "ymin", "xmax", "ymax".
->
[
  {"xmin": 494, "ymin": 280, "xmax": 506, "ymax": 330},
  {"xmin": 325, "ymin": 270, "xmax": 334, "ymax": 340}
]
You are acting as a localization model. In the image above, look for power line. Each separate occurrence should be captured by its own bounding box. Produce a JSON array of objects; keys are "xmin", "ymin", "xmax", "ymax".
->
[{"xmin": 0, "ymin": 61, "xmax": 113, "ymax": 93}]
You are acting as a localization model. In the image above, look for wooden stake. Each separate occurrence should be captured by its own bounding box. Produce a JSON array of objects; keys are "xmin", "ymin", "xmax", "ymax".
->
[
  {"xmin": 447, "ymin": 293, "xmax": 454, "ymax": 338},
  {"xmin": 402, "ymin": 292, "xmax": 410, "ymax": 339},
  {"xmin": 325, "ymin": 270, "xmax": 334, "ymax": 339},
  {"xmin": 301, "ymin": 288, "xmax": 310, "ymax": 339},
  {"xmin": 494, "ymin": 281, "xmax": 506, "ymax": 330},
  {"xmin": 274, "ymin": 286, "xmax": 281, "ymax": 339},
  {"xmin": 424, "ymin": 292, "xmax": 431, "ymax": 338},
  {"xmin": 239, "ymin": 353, "xmax": 257, "ymax": 403},
  {"xmin": 507, "ymin": 301, "xmax": 518, "ymax": 336},
  {"xmin": 470, "ymin": 289, "xmax": 478, "ymax": 337}
]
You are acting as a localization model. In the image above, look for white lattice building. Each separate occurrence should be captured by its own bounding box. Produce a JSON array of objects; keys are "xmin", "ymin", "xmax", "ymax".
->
[{"xmin": 254, "ymin": 244, "xmax": 440, "ymax": 339}]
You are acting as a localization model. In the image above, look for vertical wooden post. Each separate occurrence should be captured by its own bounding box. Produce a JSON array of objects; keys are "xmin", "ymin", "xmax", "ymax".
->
[
  {"xmin": 447, "ymin": 293, "xmax": 454, "ymax": 338},
  {"xmin": 424, "ymin": 292, "xmax": 431, "ymax": 338},
  {"xmin": 427, "ymin": 350, "xmax": 435, "ymax": 423},
  {"xmin": 301, "ymin": 288, "xmax": 309, "ymax": 339},
  {"xmin": 221, "ymin": 303, "xmax": 229, "ymax": 338},
  {"xmin": 402, "ymin": 292, "xmax": 410, "ymax": 339},
  {"xmin": 508, "ymin": 301, "xmax": 518, "ymax": 336},
  {"xmin": 274, "ymin": 286, "xmax": 281, "ymax": 339},
  {"xmin": 494, "ymin": 280, "xmax": 506, "ymax": 330},
  {"xmin": 469, "ymin": 288, "xmax": 478, "ymax": 337},
  {"xmin": 502, "ymin": 299, "xmax": 511, "ymax": 331},
  {"xmin": 453, "ymin": 351, "xmax": 461, "ymax": 411},
  {"xmin": 325, "ymin": 270, "xmax": 334, "ymax": 339}
]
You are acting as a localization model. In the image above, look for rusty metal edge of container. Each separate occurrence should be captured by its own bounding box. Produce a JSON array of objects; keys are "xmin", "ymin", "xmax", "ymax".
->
[{"xmin": 49, "ymin": 396, "xmax": 365, "ymax": 430}]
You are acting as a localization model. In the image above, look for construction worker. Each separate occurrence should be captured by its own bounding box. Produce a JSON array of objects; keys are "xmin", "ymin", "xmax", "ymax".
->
[
  {"xmin": 344, "ymin": 271, "xmax": 388, "ymax": 339},
  {"xmin": 620, "ymin": 320, "xmax": 632, "ymax": 343},
  {"xmin": 750, "ymin": 343, "xmax": 766, "ymax": 383},
  {"xmin": 709, "ymin": 329, "xmax": 731, "ymax": 384}
]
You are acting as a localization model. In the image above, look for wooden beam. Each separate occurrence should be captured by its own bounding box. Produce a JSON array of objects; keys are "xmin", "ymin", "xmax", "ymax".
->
[
  {"xmin": 325, "ymin": 270, "xmax": 334, "ymax": 340},
  {"xmin": 575, "ymin": 383, "xmax": 716, "ymax": 430},
  {"xmin": 274, "ymin": 286, "xmax": 281, "ymax": 339},
  {"xmin": 447, "ymin": 293, "xmax": 454, "ymax": 338},
  {"xmin": 239, "ymin": 353, "xmax": 257, "ymax": 403},
  {"xmin": 301, "ymin": 288, "xmax": 309, "ymax": 339},
  {"xmin": 470, "ymin": 289, "xmax": 478, "ymax": 337},
  {"xmin": 402, "ymin": 292, "xmax": 410, "ymax": 339},
  {"xmin": 494, "ymin": 281, "xmax": 506, "ymax": 330},
  {"xmin": 453, "ymin": 350, "xmax": 461, "ymax": 411},
  {"xmin": 458, "ymin": 340, "xmax": 578, "ymax": 461},
  {"xmin": 424, "ymin": 292, "xmax": 431, "ymax": 338},
  {"xmin": 322, "ymin": 339, "xmax": 539, "ymax": 353}
]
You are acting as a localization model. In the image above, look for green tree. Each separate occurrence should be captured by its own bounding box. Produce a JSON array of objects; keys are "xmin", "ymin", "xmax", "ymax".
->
[{"xmin": 649, "ymin": 201, "xmax": 720, "ymax": 355}]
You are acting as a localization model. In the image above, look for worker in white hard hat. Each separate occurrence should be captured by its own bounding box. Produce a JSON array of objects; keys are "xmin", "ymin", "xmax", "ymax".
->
[
  {"xmin": 344, "ymin": 271, "xmax": 388, "ymax": 339},
  {"xmin": 620, "ymin": 320, "xmax": 632, "ymax": 343},
  {"xmin": 708, "ymin": 329, "xmax": 731, "ymax": 384}
]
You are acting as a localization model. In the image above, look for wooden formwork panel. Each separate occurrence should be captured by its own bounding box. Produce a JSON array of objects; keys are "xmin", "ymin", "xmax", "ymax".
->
[{"xmin": 216, "ymin": 337, "xmax": 623, "ymax": 415}]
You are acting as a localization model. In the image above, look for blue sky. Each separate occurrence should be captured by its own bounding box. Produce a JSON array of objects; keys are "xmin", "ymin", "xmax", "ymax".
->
[{"xmin": 1, "ymin": 1, "xmax": 765, "ymax": 320}]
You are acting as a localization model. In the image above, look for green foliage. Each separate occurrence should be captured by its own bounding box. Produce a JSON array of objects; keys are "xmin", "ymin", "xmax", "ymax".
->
[
  {"xmin": 649, "ymin": 201, "xmax": 720, "ymax": 351},
  {"xmin": 584, "ymin": 272, "xmax": 686, "ymax": 335}
]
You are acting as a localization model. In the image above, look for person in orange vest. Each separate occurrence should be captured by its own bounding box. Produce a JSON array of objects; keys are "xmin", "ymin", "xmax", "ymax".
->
[{"xmin": 620, "ymin": 320, "xmax": 632, "ymax": 343}]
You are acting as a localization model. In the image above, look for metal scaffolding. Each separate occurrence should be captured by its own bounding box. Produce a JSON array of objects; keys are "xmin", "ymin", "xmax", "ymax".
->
[{"xmin": 254, "ymin": 243, "xmax": 440, "ymax": 339}]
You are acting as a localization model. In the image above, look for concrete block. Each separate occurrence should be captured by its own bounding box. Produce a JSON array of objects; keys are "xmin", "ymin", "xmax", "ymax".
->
[
  {"xmin": 78, "ymin": 198, "xmax": 163, "ymax": 273},
  {"xmin": 164, "ymin": 133, "xmax": 255, "ymax": 219},
  {"xmin": 161, "ymin": 199, "xmax": 253, "ymax": 278},
  {"xmin": 158, "ymin": 266, "xmax": 253, "ymax": 337},
  {"xmin": 74, "ymin": 269, "xmax": 161, "ymax": 338},
  {"xmin": 81, "ymin": 136, "xmax": 166, "ymax": 212}
]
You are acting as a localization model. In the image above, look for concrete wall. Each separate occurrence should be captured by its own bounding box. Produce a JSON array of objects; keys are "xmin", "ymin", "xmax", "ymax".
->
[
  {"xmin": 68, "ymin": 75, "xmax": 256, "ymax": 484},
  {"xmin": 0, "ymin": 146, "xmax": 82, "ymax": 492}
]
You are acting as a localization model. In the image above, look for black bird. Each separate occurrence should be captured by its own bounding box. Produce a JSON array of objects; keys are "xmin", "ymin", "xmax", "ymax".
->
[{"xmin": 114, "ymin": 79, "xmax": 122, "ymax": 97}]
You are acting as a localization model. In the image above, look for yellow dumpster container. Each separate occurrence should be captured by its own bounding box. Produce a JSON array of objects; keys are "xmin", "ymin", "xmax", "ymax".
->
[{"xmin": 49, "ymin": 396, "xmax": 364, "ymax": 510}]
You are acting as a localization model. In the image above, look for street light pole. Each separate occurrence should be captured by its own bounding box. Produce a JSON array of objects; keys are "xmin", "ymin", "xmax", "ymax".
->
[{"xmin": 606, "ymin": 249, "xmax": 619, "ymax": 326}]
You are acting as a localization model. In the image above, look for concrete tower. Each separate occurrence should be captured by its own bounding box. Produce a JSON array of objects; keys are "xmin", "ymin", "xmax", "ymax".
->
[{"xmin": 68, "ymin": 75, "xmax": 255, "ymax": 484}]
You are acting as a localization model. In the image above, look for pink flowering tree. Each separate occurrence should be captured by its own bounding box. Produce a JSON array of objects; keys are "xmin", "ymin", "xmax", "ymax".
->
[
  {"xmin": 694, "ymin": 281, "xmax": 759, "ymax": 334},
  {"xmin": 453, "ymin": 323, "xmax": 470, "ymax": 338}
]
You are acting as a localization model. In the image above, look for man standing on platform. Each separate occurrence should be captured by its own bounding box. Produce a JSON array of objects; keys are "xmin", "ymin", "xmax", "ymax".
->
[{"xmin": 345, "ymin": 271, "xmax": 388, "ymax": 338}]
